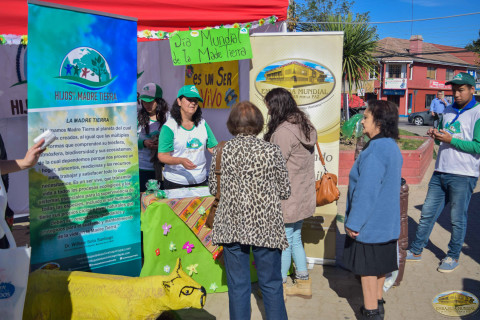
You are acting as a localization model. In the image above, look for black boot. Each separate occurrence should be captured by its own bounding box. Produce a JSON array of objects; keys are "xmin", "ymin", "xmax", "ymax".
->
[
  {"xmin": 378, "ymin": 299, "xmax": 385, "ymax": 319},
  {"xmin": 361, "ymin": 306, "xmax": 382, "ymax": 320}
]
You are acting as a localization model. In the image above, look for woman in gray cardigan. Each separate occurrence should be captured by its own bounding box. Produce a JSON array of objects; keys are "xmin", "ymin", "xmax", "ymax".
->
[
  {"xmin": 264, "ymin": 88, "xmax": 317, "ymax": 299},
  {"xmin": 209, "ymin": 101, "xmax": 290, "ymax": 320}
]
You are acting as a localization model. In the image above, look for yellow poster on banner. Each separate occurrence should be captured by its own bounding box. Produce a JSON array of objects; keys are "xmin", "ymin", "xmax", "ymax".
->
[
  {"xmin": 250, "ymin": 33, "xmax": 343, "ymax": 265},
  {"xmin": 184, "ymin": 61, "xmax": 239, "ymax": 109}
]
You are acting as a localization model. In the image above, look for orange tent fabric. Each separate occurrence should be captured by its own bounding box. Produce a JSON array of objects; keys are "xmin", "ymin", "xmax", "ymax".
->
[{"xmin": 2, "ymin": 0, "xmax": 288, "ymax": 36}]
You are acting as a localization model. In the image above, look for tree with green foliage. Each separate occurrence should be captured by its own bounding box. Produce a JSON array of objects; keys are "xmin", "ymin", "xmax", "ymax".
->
[
  {"xmin": 291, "ymin": 0, "xmax": 368, "ymax": 32},
  {"xmin": 288, "ymin": 1, "xmax": 378, "ymax": 96},
  {"xmin": 465, "ymin": 30, "xmax": 480, "ymax": 56},
  {"xmin": 321, "ymin": 13, "xmax": 378, "ymax": 95}
]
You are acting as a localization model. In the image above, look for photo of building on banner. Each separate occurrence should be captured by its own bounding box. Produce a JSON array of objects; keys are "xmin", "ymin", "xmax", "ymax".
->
[
  {"xmin": 28, "ymin": 2, "xmax": 140, "ymax": 276},
  {"xmin": 185, "ymin": 61, "xmax": 239, "ymax": 109}
]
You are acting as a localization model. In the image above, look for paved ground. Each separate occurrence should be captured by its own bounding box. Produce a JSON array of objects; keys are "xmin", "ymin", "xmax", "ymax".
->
[
  {"xmin": 185, "ymin": 159, "xmax": 480, "ymax": 320},
  {"xmin": 12, "ymin": 157, "xmax": 480, "ymax": 320},
  {"xmin": 398, "ymin": 116, "xmax": 430, "ymax": 136}
]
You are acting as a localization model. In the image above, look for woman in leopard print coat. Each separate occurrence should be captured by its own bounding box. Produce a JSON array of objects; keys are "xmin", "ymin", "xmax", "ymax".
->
[{"xmin": 208, "ymin": 101, "xmax": 290, "ymax": 320}]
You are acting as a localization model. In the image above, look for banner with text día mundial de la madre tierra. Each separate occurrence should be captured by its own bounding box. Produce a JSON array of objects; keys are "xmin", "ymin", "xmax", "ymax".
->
[{"xmin": 28, "ymin": 2, "xmax": 140, "ymax": 276}]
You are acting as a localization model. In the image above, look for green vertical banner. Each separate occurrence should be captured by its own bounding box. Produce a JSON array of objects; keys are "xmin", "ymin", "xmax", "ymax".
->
[{"xmin": 28, "ymin": 1, "xmax": 140, "ymax": 276}]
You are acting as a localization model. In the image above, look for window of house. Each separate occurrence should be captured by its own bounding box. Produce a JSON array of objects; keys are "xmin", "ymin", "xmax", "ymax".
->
[
  {"xmin": 388, "ymin": 64, "xmax": 402, "ymax": 78},
  {"xmin": 446, "ymin": 69, "xmax": 455, "ymax": 81},
  {"xmin": 427, "ymin": 67, "xmax": 437, "ymax": 79},
  {"xmin": 369, "ymin": 65, "xmax": 379, "ymax": 79},
  {"xmin": 408, "ymin": 93, "xmax": 413, "ymax": 113},
  {"xmin": 426, "ymin": 94, "xmax": 436, "ymax": 108}
]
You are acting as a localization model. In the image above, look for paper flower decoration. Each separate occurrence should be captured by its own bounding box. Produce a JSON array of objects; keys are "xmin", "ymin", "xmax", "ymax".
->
[
  {"xmin": 169, "ymin": 242, "xmax": 176, "ymax": 251},
  {"xmin": 20, "ymin": 35, "xmax": 28, "ymax": 45},
  {"xmin": 198, "ymin": 206, "xmax": 206, "ymax": 216},
  {"xmin": 209, "ymin": 283, "xmax": 218, "ymax": 292},
  {"xmin": 155, "ymin": 248, "xmax": 160, "ymax": 256},
  {"xmin": 162, "ymin": 223, "xmax": 172, "ymax": 235},
  {"xmin": 186, "ymin": 264, "xmax": 198, "ymax": 276},
  {"xmin": 183, "ymin": 241, "xmax": 195, "ymax": 254},
  {"xmin": 269, "ymin": 15, "xmax": 277, "ymax": 24},
  {"xmin": 0, "ymin": 35, "xmax": 6, "ymax": 45},
  {"xmin": 164, "ymin": 265, "xmax": 170, "ymax": 273},
  {"xmin": 259, "ymin": 18, "xmax": 265, "ymax": 26},
  {"xmin": 143, "ymin": 30, "xmax": 152, "ymax": 38},
  {"xmin": 233, "ymin": 23, "xmax": 240, "ymax": 28},
  {"xmin": 244, "ymin": 23, "xmax": 252, "ymax": 29},
  {"xmin": 156, "ymin": 31, "xmax": 165, "ymax": 39}
]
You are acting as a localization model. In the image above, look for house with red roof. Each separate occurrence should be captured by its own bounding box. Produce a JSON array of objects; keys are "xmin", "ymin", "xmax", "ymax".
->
[{"xmin": 363, "ymin": 35, "xmax": 480, "ymax": 116}]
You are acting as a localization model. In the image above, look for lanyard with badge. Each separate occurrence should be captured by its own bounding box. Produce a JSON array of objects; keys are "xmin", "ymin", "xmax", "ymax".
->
[{"xmin": 444, "ymin": 100, "xmax": 479, "ymax": 134}]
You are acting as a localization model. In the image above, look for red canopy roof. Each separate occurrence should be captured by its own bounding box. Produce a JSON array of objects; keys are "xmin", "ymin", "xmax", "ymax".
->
[{"xmin": 2, "ymin": 0, "xmax": 288, "ymax": 36}]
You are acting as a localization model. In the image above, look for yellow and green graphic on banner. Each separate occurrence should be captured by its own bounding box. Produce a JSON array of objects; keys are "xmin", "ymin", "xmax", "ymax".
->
[{"xmin": 185, "ymin": 61, "xmax": 239, "ymax": 109}]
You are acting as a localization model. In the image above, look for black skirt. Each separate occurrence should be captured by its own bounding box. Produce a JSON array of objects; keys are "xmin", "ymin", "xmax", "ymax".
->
[{"xmin": 343, "ymin": 237, "xmax": 398, "ymax": 276}]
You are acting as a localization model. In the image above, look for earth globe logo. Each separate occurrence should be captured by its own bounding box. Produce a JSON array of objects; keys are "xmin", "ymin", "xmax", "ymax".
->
[{"xmin": 57, "ymin": 47, "xmax": 116, "ymax": 90}]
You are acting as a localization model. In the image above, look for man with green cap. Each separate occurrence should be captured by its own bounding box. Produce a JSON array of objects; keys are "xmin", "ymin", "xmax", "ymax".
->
[{"xmin": 407, "ymin": 72, "xmax": 480, "ymax": 273}]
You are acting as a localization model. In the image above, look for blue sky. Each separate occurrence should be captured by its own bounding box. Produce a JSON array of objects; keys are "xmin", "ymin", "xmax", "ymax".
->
[{"xmin": 349, "ymin": 0, "xmax": 480, "ymax": 48}]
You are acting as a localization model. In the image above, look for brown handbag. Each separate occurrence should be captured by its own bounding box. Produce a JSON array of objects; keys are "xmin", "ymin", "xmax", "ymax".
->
[
  {"xmin": 205, "ymin": 141, "xmax": 226, "ymax": 229},
  {"xmin": 315, "ymin": 142, "xmax": 340, "ymax": 206}
]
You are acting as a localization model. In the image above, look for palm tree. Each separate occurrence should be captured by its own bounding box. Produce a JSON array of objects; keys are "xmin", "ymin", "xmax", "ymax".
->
[{"xmin": 320, "ymin": 13, "xmax": 378, "ymax": 96}]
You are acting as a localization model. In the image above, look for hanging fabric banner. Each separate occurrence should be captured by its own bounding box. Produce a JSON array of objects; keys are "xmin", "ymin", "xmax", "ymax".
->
[
  {"xmin": 184, "ymin": 61, "xmax": 239, "ymax": 109},
  {"xmin": 28, "ymin": 0, "xmax": 141, "ymax": 276},
  {"xmin": 0, "ymin": 44, "xmax": 28, "ymax": 119},
  {"xmin": 250, "ymin": 32, "xmax": 343, "ymax": 265}
]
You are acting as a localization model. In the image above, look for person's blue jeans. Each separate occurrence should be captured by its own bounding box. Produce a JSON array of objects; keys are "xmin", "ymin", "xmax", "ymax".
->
[
  {"xmin": 222, "ymin": 243, "xmax": 288, "ymax": 320},
  {"xmin": 281, "ymin": 221, "xmax": 308, "ymax": 280},
  {"xmin": 409, "ymin": 172, "xmax": 477, "ymax": 260}
]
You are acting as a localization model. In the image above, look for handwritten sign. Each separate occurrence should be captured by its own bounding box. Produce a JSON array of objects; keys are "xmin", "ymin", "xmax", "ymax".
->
[
  {"xmin": 185, "ymin": 61, "xmax": 239, "ymax": 109},
  {"xmin": 170, "ymin": 28, "xmax": 252, "ymax": 66}
]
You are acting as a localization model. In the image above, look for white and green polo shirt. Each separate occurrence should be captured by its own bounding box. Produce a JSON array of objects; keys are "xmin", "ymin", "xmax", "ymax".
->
[
  {"xmin": 158, "ymin": 118, "xmax": 218, "ymax": 185},
  {"xmin": 437, "ymin": 100, "xmax": 480, "ymax": 177}
]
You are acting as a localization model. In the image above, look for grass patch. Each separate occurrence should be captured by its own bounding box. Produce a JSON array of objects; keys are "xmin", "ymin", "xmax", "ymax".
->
[
  {"xmin": 399, "ymin": 129, "xmax": 419, "ymax": 136},
  {"xmin": 398, "ymin": 138, "xmax": 424, "ymax": 150},
  {"xmin": 341, "ymin": 128, "xmax": 424, "ymax": 151},
  {"xmin": 340, "ymin": 137, "xmax": 425, "ymax": 151}
]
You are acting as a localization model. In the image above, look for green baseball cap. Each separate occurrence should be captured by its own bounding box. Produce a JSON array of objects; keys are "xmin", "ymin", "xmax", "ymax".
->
[
  {"xmin": 140, "ymin": 83, "xmax": 163, "ymax": 102},
  {"xmin": 446, "ymin": 72, "xmax": 475, "ymax": 87},
  {"xmin": 177, "ymin": 85, "xmax": 204, "ymax": 103}
]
